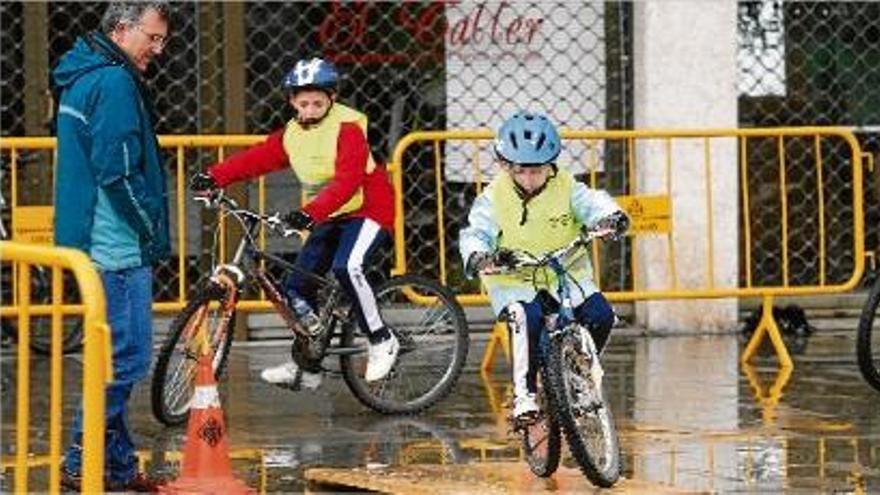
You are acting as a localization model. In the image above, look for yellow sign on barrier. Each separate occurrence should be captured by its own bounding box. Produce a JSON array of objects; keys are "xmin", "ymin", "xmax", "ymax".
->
[
  {"xmin": 12, "ymin": 206, "xmax": 54, "ymax": 244},
  {"xmin": 614, "ymin": 194, "xmax": 671, "ymax": 234}
]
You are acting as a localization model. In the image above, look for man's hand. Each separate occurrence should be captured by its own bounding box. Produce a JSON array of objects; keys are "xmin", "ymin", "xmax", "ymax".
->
[
  {"xmin": 189, "ymin": 172, "xmax": 217, "ymax": 194},
  {"xmin": 284, "ymin": 210, "xmax": 315, "ymax": 231}
]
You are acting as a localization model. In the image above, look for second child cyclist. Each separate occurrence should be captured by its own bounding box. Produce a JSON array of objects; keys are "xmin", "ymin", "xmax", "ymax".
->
[
  {"xmin": 192, "ymin": 57, "xmax": 398, "ymax": 388},
  {"xmin": 459, "ymin": 111, "xmax": 629, "ymax": 427}
]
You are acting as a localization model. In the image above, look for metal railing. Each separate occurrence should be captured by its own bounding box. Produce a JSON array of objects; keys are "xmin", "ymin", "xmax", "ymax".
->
[
  {"xmin": 0, "ymin": 135, "xmax": 405, "ymax": 314},
  {"xmin": 1, "ymin": 127, "xmax": 866, "ymax": 368},
  {"xmin": 0, "ymin": 241, "xmax": 112, "ymax": 493},
  {"xmin": 388, "ymin": 127, "xmax": 866, "ymax": 369}
]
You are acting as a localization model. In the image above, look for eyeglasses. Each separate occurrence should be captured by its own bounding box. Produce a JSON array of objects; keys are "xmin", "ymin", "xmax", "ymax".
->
[{"xmin": 133, "ymin": 24, "xmax": 168, "ymax": 48}]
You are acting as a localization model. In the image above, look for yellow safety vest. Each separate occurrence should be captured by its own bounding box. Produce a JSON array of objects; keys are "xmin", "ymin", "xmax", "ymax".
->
[
  {"xmin": 282, "ymin": 103, "xmax": 377, "ymax": 217},
  {"xmin": 483, "ymin": 170, "xmax": 592, "ymax": 291}
]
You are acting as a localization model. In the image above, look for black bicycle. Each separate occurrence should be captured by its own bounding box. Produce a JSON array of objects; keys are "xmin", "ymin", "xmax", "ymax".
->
[
  {"xmin": 482, "ymin": 228, "xmax": 621, "ymax": 487},
  {"xmin": 857, "ymin": 271, "xmax": 880, "ymax": 392},
  {"xmin": 150, "ymin": 191, "xmax": 469, "ymax": 426}
]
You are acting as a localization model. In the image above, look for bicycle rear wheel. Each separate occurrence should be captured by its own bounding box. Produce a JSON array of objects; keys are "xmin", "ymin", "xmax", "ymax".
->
[
  {"xmin": 545, "ymin": 324, "xmax": 620, "ymax": 487},
  {"xmin": 857, "ymin": 276, "xmax": 880, "ymax": 392},
  {"xmin": 340, "ymin": 274, "xmax": 469, "ymax": 414},
  {"xmin": 521, "ymin": 375, "xmax": 561, "ymax": 477},
  {"xmin": 151, "ymin": 282, "xmax": 236, "ymax": 426}
]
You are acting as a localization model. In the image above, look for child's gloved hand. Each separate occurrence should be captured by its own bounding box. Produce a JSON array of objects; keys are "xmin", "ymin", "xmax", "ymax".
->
[
  {"xmin": 284, "ymin": 210, "xmax": 315, "ymax": 231},
  {"xmin": 466, "ymin": 251, "xmax": 494, "ymax": 277},
  {"xmin": 492, "ymin": 248, "xmax": 524, "ymax": 270},
  {"xmin": 190, "ymin": 172, "xmax": 218, "ymax": 195},
  {"xmin": 595, "ymin": 211, "xmax": 630, "ymax": 240}
]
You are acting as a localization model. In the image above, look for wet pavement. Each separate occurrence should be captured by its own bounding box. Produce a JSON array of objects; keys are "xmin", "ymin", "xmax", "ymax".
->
[{"xmin": 2, "ymin": 327, "xmax": 879, "ymax": 493}]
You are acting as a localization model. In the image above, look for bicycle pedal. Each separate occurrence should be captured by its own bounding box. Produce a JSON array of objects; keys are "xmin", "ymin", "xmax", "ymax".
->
[{"xmin": 509, "ymin": 411, "xmax": 540, "ymax": 434}]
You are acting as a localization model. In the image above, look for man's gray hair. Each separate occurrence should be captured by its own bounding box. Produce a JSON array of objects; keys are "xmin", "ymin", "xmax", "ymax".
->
[{"xmin": 101, "ymin": 2, "xmax": 170, "ymax": 34}]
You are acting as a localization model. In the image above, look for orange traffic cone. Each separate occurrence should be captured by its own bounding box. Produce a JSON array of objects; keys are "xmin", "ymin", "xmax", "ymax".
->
[{"xmin": 160, "ymin": 353, "xmax": 254, "ymax": 494}]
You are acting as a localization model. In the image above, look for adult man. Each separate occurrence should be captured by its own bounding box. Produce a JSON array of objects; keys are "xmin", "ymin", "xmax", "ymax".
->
[
  {"xmin": 192, "ymin": 57, "xmax": 399, "ymax": 388},
  {"xmin": 53, "ymin": 2, "xmax": 170, "ymax": 491}
]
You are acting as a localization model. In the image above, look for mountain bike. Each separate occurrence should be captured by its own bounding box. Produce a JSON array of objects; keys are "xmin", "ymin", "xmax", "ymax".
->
[
  {"xmin": 482, "ymin": 228, "xmax": 621, "ymax": 487},
  {"xmin": 150, "ymin": 191, "xmax": 469, "ymax": 426},
  {"xmin": 857, "ymin": 269, "xmax": 880, "ymax": 392}
]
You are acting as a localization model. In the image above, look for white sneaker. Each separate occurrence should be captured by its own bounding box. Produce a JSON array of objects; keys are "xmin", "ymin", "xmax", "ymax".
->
[
  {"xmin": 365, "ymin": 333, "xmax": 400, "ymax": 382},
  {"xmin": 513, "ymin": 393, "xmax": 540, "ymax": 419},
  {"xmin": 260, "ymin": 361, "xmax": 323, "ymax": 390}
]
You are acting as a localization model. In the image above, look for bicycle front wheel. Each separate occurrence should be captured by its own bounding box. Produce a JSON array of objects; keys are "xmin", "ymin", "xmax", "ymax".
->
[
  {"xmin": 545, "ymin": 324, "xmax": 620, "ymax": 488},
  {"xmin": 522, "ymin": 375, "xmax": 561, "ymax": 477},
  {"xmin": 151, "ymin": 282, "xmax": 236, "ymax": 426},
  {"xmin": 340, "ymin": 274, "xmax": 469, "ymax": 414},
  {"xmin": 857, "ymin": 276, "xmax": 880, "ymax": 392}
]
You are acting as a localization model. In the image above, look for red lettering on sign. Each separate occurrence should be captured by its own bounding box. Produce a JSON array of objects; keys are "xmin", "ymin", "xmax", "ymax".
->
[{"xmin": 317, "ymin": 1, "xmax": 546, "ymax": 65}]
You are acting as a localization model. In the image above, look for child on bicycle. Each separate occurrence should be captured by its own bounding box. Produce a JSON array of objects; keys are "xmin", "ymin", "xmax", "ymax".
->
[
  {"xmin": 459, "ymin": 111, "xmax": 629, "ymax": 425},
  {"xmin": 191, "ymin": 57, "xmax": 398, "ymax": 388}
]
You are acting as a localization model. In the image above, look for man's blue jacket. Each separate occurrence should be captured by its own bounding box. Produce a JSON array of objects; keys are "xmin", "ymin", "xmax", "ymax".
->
[{"xmin": 52, "ymin": 32, "xmax": 169, "ymax": 269}]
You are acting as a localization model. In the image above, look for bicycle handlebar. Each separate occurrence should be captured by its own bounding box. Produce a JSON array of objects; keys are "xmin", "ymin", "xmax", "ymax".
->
[
  {"xmin": 478, "ymin": 227, "xmax": 613, "ymax": 276},
  {"xmin": 194, "ymin": 190, "xmax": 304, "ymax": 239}
]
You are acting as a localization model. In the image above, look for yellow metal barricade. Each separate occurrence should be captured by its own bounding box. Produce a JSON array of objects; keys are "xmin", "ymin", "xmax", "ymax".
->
[
  {"xmin": 0, "ymin": 241, "xmax": 112, "ymax": 494},
  {"xmin": 389, "ymin": 127, "xmax": 866, "ymax": 370},
  {"xmin": 0, "ymin": 135, "xmax": 405, "ymax": 314},
  {"xmin": 1, "ymin": 129, "xmax": 865, "ymax": 371}
]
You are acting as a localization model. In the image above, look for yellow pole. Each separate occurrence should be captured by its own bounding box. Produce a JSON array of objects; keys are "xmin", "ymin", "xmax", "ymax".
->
[
  {"xmin": 665, "ymin": 138, "xmax": 677, "ymax": 288},
  {"xmin": 49, "ymin": 266, "xmax": 63, "ymax": 493},
  {"xmin": 739, "ymin": 137, "xmax": 753, "ymax": 288},
  {"xmin": 15, "ymin": 264, "xmax": 32, "ymax": 493},
  {"xmin": 177, "ymin": 146, "xmax": 187, "ymax": 305},
  {"xmin": 814, "ymin": 136, "xmax": 826, "ymax": 285},
  {"xmin": 778, "ymin": 136, "xmax": 790, "ymax": 286},
  {"xmin": 433, "ymin": 141, "xmax": 448, "ymax": 284},
  {"xmin": 704, "ymin": 137, "xmax": 715, "ymax": 288}
]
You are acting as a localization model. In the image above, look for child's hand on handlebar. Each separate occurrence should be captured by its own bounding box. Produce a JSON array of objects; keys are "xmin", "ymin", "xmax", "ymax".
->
[
  {"xmin": 283, "ymin": 210, "xmax": 315, "ymax": 231},
  {"xmin": 190, "ymin": 172, "xmax": 218, "ymax": 196},
  {"xmin": 468, "ymin": 248, "xmax": 531, "ymax": 276}
]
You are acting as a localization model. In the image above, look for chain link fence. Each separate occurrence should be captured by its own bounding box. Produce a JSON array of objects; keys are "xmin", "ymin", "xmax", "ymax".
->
[
  {"xmin": 738, "ymin": 1, "xmax": 880, "ymax": 286},
  {"xmin": 1, "ymin": 1, "xmax": 877, "ymax": 304}
]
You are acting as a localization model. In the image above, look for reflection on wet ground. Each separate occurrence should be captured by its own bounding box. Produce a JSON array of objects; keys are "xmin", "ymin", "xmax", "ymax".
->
[{"xmin": 2, "ymin": 330, "xmax": 879, "ymax": 493}]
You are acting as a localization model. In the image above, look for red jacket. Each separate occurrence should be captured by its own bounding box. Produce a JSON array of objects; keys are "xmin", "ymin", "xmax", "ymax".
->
[{"xmin": 207, "ymin": 123, "xmax": 395, "ymax": 231}]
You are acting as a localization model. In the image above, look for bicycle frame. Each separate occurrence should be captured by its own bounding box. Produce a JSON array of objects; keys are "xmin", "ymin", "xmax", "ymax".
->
[
  {"xmin": 203, "ymin": 193, "xmax": 341, "ymax": 342},
  {"xmin": 490, "ymin": 229, "xmax": 608, "ymax": 367}
]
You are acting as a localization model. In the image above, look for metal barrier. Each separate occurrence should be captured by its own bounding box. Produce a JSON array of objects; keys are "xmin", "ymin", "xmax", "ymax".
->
[
  {"xmin": 1, "ymin": 128, "xmax": 866, "ymax": 369},
  {"xmin": 0, "ymin": 241, "xmax": 112, "ymax": 493},
  {"xmin": 0, "ymin": 135, "xmax": 405, "ymax": 315},
  {"xmin": 389, "ymin": 127, "xmax": 866, "ymax": 369}
]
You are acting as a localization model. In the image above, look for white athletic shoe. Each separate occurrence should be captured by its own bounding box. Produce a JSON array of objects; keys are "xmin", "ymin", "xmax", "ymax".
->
[
  {"xmin": 513, "ymin": 393, "xmax": 540, "ymax": 420},
  {"xmin": 260, "ymin": 360, "xmax": 323, "ymax": 390},
  {"xmin": 365, "ymin": 333, "xmax": 400, "ymax": 382}
]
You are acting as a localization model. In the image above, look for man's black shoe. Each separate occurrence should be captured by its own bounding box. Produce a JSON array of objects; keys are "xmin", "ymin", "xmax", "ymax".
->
[{"xmin": 61, "ymin": 470, "xmax": 162, "ymax": 493}]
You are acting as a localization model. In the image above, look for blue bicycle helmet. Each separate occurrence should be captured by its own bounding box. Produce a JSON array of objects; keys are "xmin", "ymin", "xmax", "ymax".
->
[
  {"xmin": 282, "ymin": 58, "xmax": 338, "ymax": 93},
  {"xmin": 493, "ymin": 111, "xmax": 561, "ymax": 165}
]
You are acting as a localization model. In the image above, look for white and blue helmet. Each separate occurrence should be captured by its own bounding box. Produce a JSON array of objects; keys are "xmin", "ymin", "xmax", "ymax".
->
[
  {"xmin": 493, "ymin": 111, "xmax": 561, "ymax": 165},
  {"xmin": 282, "ymin": 57, "xmax": 338, "ymax": 93}
]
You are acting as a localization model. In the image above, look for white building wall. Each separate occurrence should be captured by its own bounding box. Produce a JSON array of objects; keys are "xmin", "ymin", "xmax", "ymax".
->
[{"xmin": 632, "ymin": 1, "xmax": 739, "ymax": 332}]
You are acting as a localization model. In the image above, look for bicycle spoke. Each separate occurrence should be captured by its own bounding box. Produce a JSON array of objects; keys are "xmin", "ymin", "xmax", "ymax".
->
[{"xmin": 341, "ymin": 276, "xmax": 468, "ymax": 414}]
